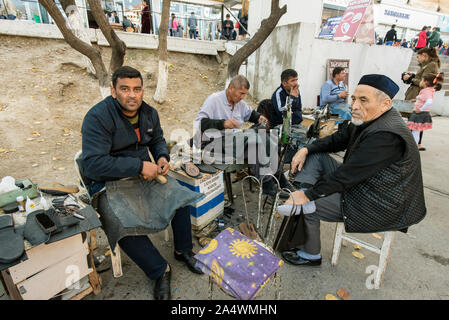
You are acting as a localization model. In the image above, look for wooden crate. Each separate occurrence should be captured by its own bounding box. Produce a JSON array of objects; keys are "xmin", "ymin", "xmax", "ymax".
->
[{"xmin": 1, "ymin": 233, "xmax": 101, "ymax": 300}]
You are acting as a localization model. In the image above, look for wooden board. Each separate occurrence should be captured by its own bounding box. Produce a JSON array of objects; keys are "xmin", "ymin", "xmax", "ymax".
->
[
  {"xmin": 8, "ymin": 233, "xmax": 86, "ymax": 284},
  {"xmin": 17, "ymin": 248, "xmax": 92, "ymax": 300}
]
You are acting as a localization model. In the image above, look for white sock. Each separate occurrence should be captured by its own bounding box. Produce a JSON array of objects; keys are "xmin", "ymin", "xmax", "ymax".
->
[
  {"xmin": 277, "ymin": 204, "xmax": 301, "ymax": 217},
  {"xmin": 412, "ymin": 130, "xmax": 420, "ymax": 145},
  {"xmin": 300, "ymin": 188, "xmax": 316, "ymax": 214}
]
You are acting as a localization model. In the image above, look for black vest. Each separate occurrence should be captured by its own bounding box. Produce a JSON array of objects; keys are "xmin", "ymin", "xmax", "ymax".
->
[{"xmin": 341, "ymin": 108, "xmax": 426, "ymax": 233}]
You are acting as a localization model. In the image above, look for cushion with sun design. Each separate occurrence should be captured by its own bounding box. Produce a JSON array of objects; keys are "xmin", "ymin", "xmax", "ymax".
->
[{"xmin": 194, "ymin": 227, "xmax": 284, "ymax": 300}]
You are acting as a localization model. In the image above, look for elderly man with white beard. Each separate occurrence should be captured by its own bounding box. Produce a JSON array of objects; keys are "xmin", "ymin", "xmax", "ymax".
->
[{"xmin": 276, "ymin": 74, "xmax": 427, "ymax": 266}]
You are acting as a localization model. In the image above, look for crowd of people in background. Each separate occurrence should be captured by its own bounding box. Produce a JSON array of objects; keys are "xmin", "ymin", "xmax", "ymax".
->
[{"xmin": 378, "ymin": 24, "xmax": 448, "ymax": 55}]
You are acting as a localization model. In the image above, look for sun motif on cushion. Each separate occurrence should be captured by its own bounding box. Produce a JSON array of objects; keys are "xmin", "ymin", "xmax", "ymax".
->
[{"xmin": 229, "ymin": 238, "xmax": 258, "ymax": 259}]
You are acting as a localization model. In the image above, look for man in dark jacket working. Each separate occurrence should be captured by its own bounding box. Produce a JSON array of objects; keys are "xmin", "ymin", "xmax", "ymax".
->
[
  {"xmin": 277, "ymin": 74, "xmax": 426, "ymax": 266},
  {"xmin": 81, "ymin": 66, "xmax": 203, "ymax": 300}
]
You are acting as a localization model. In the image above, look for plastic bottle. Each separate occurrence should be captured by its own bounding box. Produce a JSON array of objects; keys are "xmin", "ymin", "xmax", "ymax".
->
[
  {"xmin": 39, "ymin": 193, "xmax": 50, "ymax": 210},
  {"xmin": 25, "ymin": 196, "xmax": 37, "ymax": 213},
  {"xmin": 16, "ymin": 196, "xmax": 26, "ymax": 212}
]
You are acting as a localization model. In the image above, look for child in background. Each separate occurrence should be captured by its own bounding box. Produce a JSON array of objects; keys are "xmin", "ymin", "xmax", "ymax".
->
[{"xmin": 407, "ymin": 72, "xmax": 443, "ymax": 151}]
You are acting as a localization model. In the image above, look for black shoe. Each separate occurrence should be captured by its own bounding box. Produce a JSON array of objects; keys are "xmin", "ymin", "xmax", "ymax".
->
[
  {"xmin": 263, "ymin": 180, "xmax": 290, "ymax": 200},
  {"xmin": 279, "ymin": 173, "xmax": 295, "ymax": 191},
  {"xmin": 174, "ymin": 251, "xmax": 203, "ymax": 274},
  {"xmin": 281, "ymin": 251, "xmax": 322, "ymax": 266},
  {"xmin": 154, "ymin": 266, "xmax": 171, "ymax": 300}
]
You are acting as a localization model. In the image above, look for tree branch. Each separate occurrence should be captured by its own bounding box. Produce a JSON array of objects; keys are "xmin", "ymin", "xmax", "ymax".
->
[
  {"xmin": 38, "ymin": 0, "xmax": 109, "ymax": 87},
  {"xmin": 86, "ymin": 0, "xmax": 126, "ymax": 73},
  {"xmin": 227, "ymin": 0, "xmax": 287, "ymax": 80}
]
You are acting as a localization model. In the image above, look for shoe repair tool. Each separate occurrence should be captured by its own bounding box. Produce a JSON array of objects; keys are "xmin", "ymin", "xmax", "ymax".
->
[
  {"xmin": 155, "ymin": 175, "xmax": 168, "ymax": 184},
  {"xmin": 39, "ymin": 183, "xmax": 79, "ymax": 196}
]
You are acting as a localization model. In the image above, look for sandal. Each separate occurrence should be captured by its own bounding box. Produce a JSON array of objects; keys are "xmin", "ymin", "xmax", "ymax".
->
[
  {"xmin": 0, "ymin": 215, "xmax": 25, "ymax": 264},
  {"xmin": 238, "ymin": 222, "xmax": 262, "ymax": 242},
  {"xmin": 181, "ymin": 162, "xmax": 202, "ymax": 178}
]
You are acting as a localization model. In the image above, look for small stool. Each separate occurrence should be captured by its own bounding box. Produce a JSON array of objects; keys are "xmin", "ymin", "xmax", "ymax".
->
[{"xmin": 331, "ymin": 222, "xmax": 395, "ymax": 289}]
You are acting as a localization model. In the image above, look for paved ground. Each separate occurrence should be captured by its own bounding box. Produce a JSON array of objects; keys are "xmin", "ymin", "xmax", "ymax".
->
[{"xmin": 2, "ymin": 117, "xmax": 449, "ymax": 301}]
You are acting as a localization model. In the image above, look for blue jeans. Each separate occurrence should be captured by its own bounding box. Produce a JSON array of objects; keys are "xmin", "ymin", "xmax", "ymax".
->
[
  {"xmin": 189, "ymin": 29, "xmax": 196, "ymax": 39},
  {"xmin": 118, "ymin": 206, "xmax": 193, "ymax": 280},
  {"xmin": 328, "ymin": 103, "xmax": 352, "ymax": 124},
  {"xmin": 385, "ymin": 41, "xmax": 393, "ymax": 46}
]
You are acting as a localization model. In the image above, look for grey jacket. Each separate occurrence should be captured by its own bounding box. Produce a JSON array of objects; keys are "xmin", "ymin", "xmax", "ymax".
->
[{"xmin": 188, "ymin": 16, "xmax": 198, "ymax": 29}]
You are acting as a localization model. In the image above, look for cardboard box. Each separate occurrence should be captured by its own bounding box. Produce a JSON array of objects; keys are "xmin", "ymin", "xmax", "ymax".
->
[{"xmin": 169, "ymin": 169, "xmax": 224, "ymax": 230}]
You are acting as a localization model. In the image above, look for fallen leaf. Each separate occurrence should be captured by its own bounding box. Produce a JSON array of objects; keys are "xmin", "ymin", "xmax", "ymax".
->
[
  {"xmin": 143, "ymin": 69, "xmax": 149, "ymax": 72},
  {"xmin": 353, "ymin": 244, "xmax": 362, "ymax": 250},
  {"xmin": 40, "ymin": 151, "xmax": 48, "ymax": 155},
  {"xmin": 325, "ymin": 294, "xmax": 338, "ymax": 300},
  {"xmin": 372, "ymin": 233, "xmax": 382, "ymax": 240},
  {"xmin": 32, "ymin": 163, "xmax": 39, "ymax": 167},
  {"xmin": 336, "ymin": 288, "xmax": 350, "ymax": 300},
  {"xmin": 57, "ymin": 167, "xmax": 65, "ymax": 171},
  {"xmin": 52, "ymin": 157, "xmax": 61, "ymax": 161},
  {"xmin": 27, "ymin": 138, "xmax": 35, "ymax": 141},
  {"xmin": 32, "ymin": 131, "xmax": 41, "ymax": 136},
  {"xmin": 0, "ymin": 148, "xmax": 7, "ymax": 153},
  {"xmin": 352, "ymin": 251, "xmax": 365, "ymax": 259}
]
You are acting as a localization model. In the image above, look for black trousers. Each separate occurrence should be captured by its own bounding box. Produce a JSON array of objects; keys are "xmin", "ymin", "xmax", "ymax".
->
[{"xmin": 117, "ymin": 206, "xmax": 193, "ymax": 280}]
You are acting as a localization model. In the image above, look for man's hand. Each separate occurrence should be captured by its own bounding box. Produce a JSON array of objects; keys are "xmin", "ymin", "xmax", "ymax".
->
[
  {"xmin": 338, "ymin": 90, "xmax": 349, "ymax": 99},
  {"xmin": 141, "ymin": 161, "xmax": 160, "ymax": 181},
  {"xmin": 415, "ymin": 109, "xmax": 421, "ymax": 114},
  {"xmin": 258, "ymin": 115, "xmax": 269, "ymax": 125},
  {"xmin": 223, "ymin": 119, "xmax": 241, "ymax": 129},
  {"xmin": 157, "ymin": 157, "xmax": 170, "ymax": 175},
  {"xmin": 290, "ymin": 84, "xmax": 299, "ymax": 98},
  {"xmin": 284, "ymin": 190, "xmax": 310, "ymax": 205},
  {"xmin": 291, "ymin": 147, "xmax": 308, "ymax": 174}
]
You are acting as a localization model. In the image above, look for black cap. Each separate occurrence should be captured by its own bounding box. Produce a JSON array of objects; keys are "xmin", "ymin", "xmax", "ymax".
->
[{"xmin": 358, "ymin": 74, "xmax": 399, "ymax": 99}]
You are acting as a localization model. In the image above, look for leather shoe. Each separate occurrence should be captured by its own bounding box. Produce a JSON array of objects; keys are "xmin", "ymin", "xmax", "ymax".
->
[
  {"xmin": 281, "ymin": 250, "xmax": 322, "ymax": 266},
  {"xmin": 154, "ymin": 265, "xmax": 171, "ymax": 300},
  {"xmin": 174, "ymin": 251, "xmax": 203, "ymax": 274}
]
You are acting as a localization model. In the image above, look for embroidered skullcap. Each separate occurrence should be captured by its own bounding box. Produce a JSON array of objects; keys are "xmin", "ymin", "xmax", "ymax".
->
[{"xmin": 358, "ymin": 74, "xmax": 399, "ymax": 99}]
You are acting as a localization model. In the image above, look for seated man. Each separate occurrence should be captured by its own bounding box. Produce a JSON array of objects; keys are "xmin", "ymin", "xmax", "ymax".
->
[
  {"xmin": 194, "ymin": 75, "xmax": 291, "ymax": 196},
  {"xmin": 277, "ymin": 74, "xmax": 426, "ymax": 266},
  {"xmin": 81, "ymin": 66, "xmax": 203, "ymax": 300},
  {"xmin": 271, "ymin": 69, "xmax": 303, "ymax": 128},
  {"xmin": 319, "ymin": 66, "xmax": 352, "ymax": 126}
]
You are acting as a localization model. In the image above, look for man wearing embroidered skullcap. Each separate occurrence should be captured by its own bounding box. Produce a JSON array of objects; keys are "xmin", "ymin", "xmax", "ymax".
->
[{"xmin": 275, "ymin": 74, "xmax": 427, "ymax": 266}]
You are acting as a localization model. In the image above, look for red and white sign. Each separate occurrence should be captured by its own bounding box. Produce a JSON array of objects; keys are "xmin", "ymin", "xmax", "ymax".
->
[{"xmin": 333, "ymin": 0, "xmax": 371, "ymax": 42}]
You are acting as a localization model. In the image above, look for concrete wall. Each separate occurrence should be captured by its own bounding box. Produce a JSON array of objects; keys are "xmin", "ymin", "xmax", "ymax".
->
[
  {"xmin": 0, "ymin": 20, "xmax": 226, "ymax": 56},
  {"xmin": 248, "ymin": 0, "xmax": 323, "ymax": 37},
  {"xmin": 245, "ymin": 22, "xmax": 415, "ymax": 110}
]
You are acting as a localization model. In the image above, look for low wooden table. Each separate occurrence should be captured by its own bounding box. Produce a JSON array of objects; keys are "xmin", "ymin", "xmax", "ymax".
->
[{"xmin": 0, "ymin": 232, "xmax": 101, "ymax": 300}]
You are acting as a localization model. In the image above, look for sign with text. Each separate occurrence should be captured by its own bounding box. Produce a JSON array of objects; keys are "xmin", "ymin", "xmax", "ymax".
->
[
  {"xmin": 354, "ymin": 2, "xmax": 375, "ymax": 44},
  {"xmin": 318, "ymin": 16, "xmax": 343, "ymax": 39},
  {"xmin": 327, "ymin": 59, "xmax": 350, "ymax": 88},
  {"xmin": 333, "ymin": 0, "xmax": 371, "ymax": 42}
]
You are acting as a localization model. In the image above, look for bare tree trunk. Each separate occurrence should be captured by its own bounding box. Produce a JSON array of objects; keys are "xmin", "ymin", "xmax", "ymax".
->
[
  {"xmin": 87, "ymin": 0, "xmax": 126, "ymax": 74},
  {"xmin": 60, "ymin": 0, "xmax": 95, "ymax": 75},
  {"xmin": 39, "ymin": 0, "xmax": 110, "ymax": 98},
  {"xmin": 226, "ymin": 0, "xmax": 287, "ymax": 85},
  {"xmin": 153, "ymin": 0, "xmax": 171, "ymax": 104}
]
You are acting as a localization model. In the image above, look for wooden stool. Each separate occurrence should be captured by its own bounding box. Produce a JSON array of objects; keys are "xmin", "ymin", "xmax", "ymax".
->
[{"xmin": 331, "ymin": 222, "xmax": 395, "ymax": 289}]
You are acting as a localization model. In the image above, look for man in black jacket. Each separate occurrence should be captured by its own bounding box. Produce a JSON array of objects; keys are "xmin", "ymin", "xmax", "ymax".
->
[
  {"xmin": 384, "ymin": 24, "xmax": 397, "ymax": 46},
  {"xmin": 81, "ymin": 66, "xmax": 203, "ymax": 300},
  {"xmin": 277, "ymin": 74, "xmax": 426, "ymax": 266}
]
